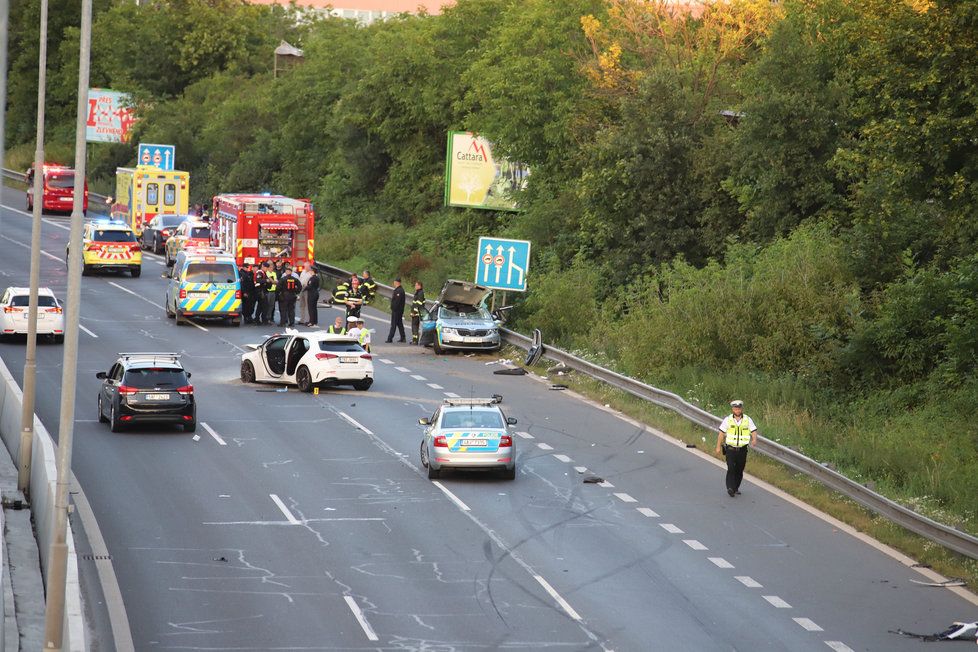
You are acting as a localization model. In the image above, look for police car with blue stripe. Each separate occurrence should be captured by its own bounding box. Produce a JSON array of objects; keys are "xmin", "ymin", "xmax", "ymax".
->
[
  {"xmin": 419, "ymin": 396, "xmax": 517, "ymax": 480},
  {"xmin": 163, "ymin": 247, "xmax": 243, "ymax": 326}
]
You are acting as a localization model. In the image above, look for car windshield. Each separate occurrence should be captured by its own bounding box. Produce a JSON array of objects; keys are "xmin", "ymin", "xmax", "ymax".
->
[
  {"xmin": 10, "ymin": 295, "xmax": 57, "ymax": 307},
  {"xmin": 160, "ymin": 216, "xmax": 186, "ymax": 228},
  {"xmin": 184, "ymin": 263, "xmax": 236, "ymax": 284},
  {"xmin": 189, "ymin": 227, "xmax": 210, "ymax": 239},
  {"xmin": 122, "ymin": 368, "xmax": 188, "ymax": 388},
  {"xmin": 318, "ymin": 341, "xmax": 365, "ymax": 353},
  {"xmin": 440, "ymin": 409, "xmax": 505, "ymax": 429},
  {"xmin": 93, "ymin": 229, "xmax": 135, "ymax": 243},
  {"xmin": 439, "ymin": 303, "xmax": 491, "ymax": 320},
  {"xmin": 46, "ymin": 173, "xmax": 75, "ymax": 189}
]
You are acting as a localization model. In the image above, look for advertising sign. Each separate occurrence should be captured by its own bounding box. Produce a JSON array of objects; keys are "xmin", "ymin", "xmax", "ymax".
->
[
  {"xmin": 476, "ymin": 237, "xmax": 531, "ymax": 292},
  {"xmin": 444, "ymin": 131, "xmax": 529, "ymax": 211},
  {"xmin": 86, "ymin": 89, "xmax": 137, "ymax": 143}
]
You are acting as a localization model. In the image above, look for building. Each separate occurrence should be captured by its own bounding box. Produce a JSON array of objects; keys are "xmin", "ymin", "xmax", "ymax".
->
[{"xmin": 249, "ymin": 0, "xmax": 455, "ymax": 24}]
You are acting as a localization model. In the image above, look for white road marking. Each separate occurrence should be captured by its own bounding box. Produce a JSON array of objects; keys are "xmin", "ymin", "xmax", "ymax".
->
[
  {"xmin": 824, "ymin": 642, "xmax": 854, "ymax": 652},
  {"xmin": 41, "ymin": 249, "xmax": 60, "ymax": 262},
  {"xmin": 410, "ymin": 374, "xmax": 427, "ymax": 381},
  {"xmin": 660, "ymin": 523, "xmax": 684, "ymax": 534},
  {"xmin": 709, "ymin": 557, "xmax": 734, "ymax": 569},
  {"xmin": 0, "ymin": 233, "xmax": 62, "ymax": 262},
  {"xmin": 142, "ymin": 252, "xmax": 166, "ymax": 266},
  {"xmin": 536, "ymin": 442, "xmax": 553, "ymax": 451},
  {"xmin": 793, "ymin": 618, "xmax": 823, "ymax": 631},
  {"xmin": 516, "ymin": 431, "xmax": 534, "ymax": 439},
  {"xmin": 192, "ymin": 434, "xmax": 201, "ymax": 442},
  {"xmin": 614, "ymin": 492, "xmax": 637, "ymax": 503},
  {"xmin": 573, "ymin": 465, "xmax": 587, "ymax": 473},
  {"xmin": 735, "ymin": 576, "xmax": 762, "ymax": 588},
  {"xmin": 553, "ymin": 454, "xmax": 572, "ymax": 463},
  {"xmin": 79, "ymin": 324, "xmax": 98, "ymax": 338},
  {"xmin": 201, "ymin": 422, "xmax": 227, "ymax": 446},
  {"xmin": 763, "ymin": 595, "xmax": 792, "ymax": 609},
  {"xmin": 443, "ymin": 391, "xmax": 460, "ymax": 398},
  {"xmin": 636, "ymin": 507, "xmax": 659, "ymax": 518},
  {"xmin": 339, "ymin": 411, "xmax": 373, "ymax": 435},
  {"xmin": 598, "ymin": 481, "xmax": 614, "ymax": 488},
  {"xmin": 683, "ymin": 539, "xmax": 708, "ymax": 551},
  {"xmin": 107, "ymin": 281, "xmax": 209, "ymax": 332},
  {"xmin": 534, "ymin": 575, "xmax": 582, "ymax": 621},
  {"xmin": 395, "ymin": 366, "xmax": 410, "ymax": 373},
  {"xmin": 432, "ymin": 480, "xmax": 470, "ymax": 511},
  {"xmin": 269, "ymin": 494, "xmax": 300, "ymax": 525},
  {"xmin": 42, "ymin": 218, "xmax": 70, "ymax": 231},
  {"xmin": 427, "ymin": 383, "xmax": 443, "ymax": 390},
  {"xmin": 343, "ymin": 596, "xmax": 379, "ymax": 641},
  {"xmin": 378, "ymin": 358, "xmax": 394, "ymax": 364}
]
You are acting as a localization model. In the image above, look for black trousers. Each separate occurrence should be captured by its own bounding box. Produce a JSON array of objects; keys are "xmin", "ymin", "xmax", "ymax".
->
[
  {"xmin": 724, "ymin": 445, "xmax": 749, "ymax": 492},
  {"xmin": 242, "ymin": 293, "xmax": 255, "ymax": 323},
  {"xmin": 278, "ymin": 294, "xmax": 297, "ymax": 326},
  {"xmin": 387, "ymin": 313, "xmax": 405, "ymax": 342},
  {"xmin": 307, "ymin": 291, "xmax": 319, "ymax": 325},
  {"xmin": 411, "ymin": 315, "xmax": 420, "ymax": 343},
  {"xmin": 263, "ymin": 291, "xmax": 277, "ymax": 323},
  {"xmin": 255, "ymin": 293, "xmax": 269, "ymax": 323}
]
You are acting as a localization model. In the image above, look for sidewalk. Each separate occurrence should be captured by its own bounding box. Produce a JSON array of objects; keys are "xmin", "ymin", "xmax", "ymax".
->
[{"xmin": 0, "ymin": 441, "xmax": 45, "ymax": 651}]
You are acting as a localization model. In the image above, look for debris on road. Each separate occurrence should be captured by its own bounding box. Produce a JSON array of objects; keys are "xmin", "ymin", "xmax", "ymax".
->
[
  {"xmin": 891, "ymin": 621, "xmax": 977, "ymax": 641},
  {"xmin": 550, "ymin": 384, "xmax": 567, "ymax": 390},
  {"xmin": 494, "ymin": 367, "xmax": 527, "ymax": 376},
  {"xmin": 909, "ymin": 578, "xmax": 967, "ymax": 587},
  {"xmin": 582, "ymin": 476, "xmax": 604, "ymax": 484}
]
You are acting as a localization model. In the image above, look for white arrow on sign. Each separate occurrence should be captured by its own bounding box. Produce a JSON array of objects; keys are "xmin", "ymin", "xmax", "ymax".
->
[
  {"xmin": 482, "ymin": 243, "xmax": 494, "ymax": 283},
  {"xmin": 507, "ymin": 245, "xmax": 524, "ymax": 286},
  {"xmin": 164, "ymin": 149, "xmax": 172, "ymax": 170}
]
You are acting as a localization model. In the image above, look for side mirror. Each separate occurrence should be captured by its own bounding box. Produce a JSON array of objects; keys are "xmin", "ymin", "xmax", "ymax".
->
[
  {"xmin": 95, "ymin": 372, "xmax": 107, "ymax": 379},
  {"xmin": 419, "ymin": 417, "xmax": 430, "ymax": 426},
  {"xmin": 185, "ymin": 372, "xmax": 192, "ymax": 378},
  {"xmin": 506, "ymin": 417, "xmax": 517, "ymax": 426}
]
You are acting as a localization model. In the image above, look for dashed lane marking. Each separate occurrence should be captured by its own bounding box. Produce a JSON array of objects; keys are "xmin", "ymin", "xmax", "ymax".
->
[
  {"xmin": 598, "ymin": 481, "xmax": 614, "ymax": 488},
  {"xmin": 427, "ymin": 383, "xmax": 443, "ymax": 390},
  {"xmin": 735, "ymin": 576, "xmax": 762, "ymax": 588},
  {"xmin": 339, "ymin": 412, "xmax": 374, "ymax": 435},
  {"xmin": 534, "ymin": 575, "xmax": 583, "ymax": 622},
  {"xmin": 824, "ymin": 642, "xmax": 854, "ymax": 652},
  {"xmin": 410, "ymin": 374, "xmax": 427, "ymax": 381},
  {"xmin": 443, "ymin": 392, "xmax": 460, "ymax": 398},
  {"xmin": 683, "ymin": 540, "xmax": 708, "ymax": 551},
  {"xmin": 432, "ymin": 480, "xmax": 470, "ymax": 511},
  {"xmin": 79, "ymin": 324, "xmax": 98, "ymax": 338},
  {"xmin": 344, "ymin": 596, "xmax": 379, "ymax": 642},
  {"xmin": 378, "ymin": 358, "xmax": 394, "ymax": 364},
  {"xmin": 763, "ymin": 595, "xmax": 792, "ymax": 609},
  {"xmin": 553, "ymin": 454, "xmax": 572, "ymax": 463},
  {"xmin": 201, "ymin": 422, "xmax": 227, "ymax": 446},
  {"xmin": 395, "ymin": 366, "xmax": 410, "ymax": 373},
  {"xmin": 614, "ymin": 492, "xmax": 637, "ymax": 503},
  {"xmin": 793, "ymin": 618, "xmax": 823, "ymax": 632},
  {"xmin": 269, "ymin": 494, "xmax": 300, "ymax": 525},
  {"xmin": 709, "ymin": 557, "xmax": 734, "ymax": 569},
  {"xmin": 660, "ymin": 523, "xmax": 684, "ymax": 534},
  {"xmin": 574, "ymin": 466, "xmax": 588, "ymax": 473},
  {"xmin": 636, "ymin": 507, "xmax": 659, "ymax": 518},
  {"xmin": 516, "ymin": 431, "xmax": 534, "ymax": 439},
  {"xmin": 108, "ymin": 281, "xmax": 209, "ymax": 332},
  {"xmin": 536, "ymin": 443, "xmax": 553, "ymax": 451}
]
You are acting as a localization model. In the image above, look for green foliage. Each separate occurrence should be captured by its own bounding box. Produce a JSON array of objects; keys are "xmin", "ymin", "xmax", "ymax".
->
[{"xmin": 514, "ymin": 261, "xmax": 601, "ymax": 347}]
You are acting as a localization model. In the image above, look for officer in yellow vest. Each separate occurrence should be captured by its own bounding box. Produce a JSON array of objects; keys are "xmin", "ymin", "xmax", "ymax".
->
[{"xmin": 715, "ymin": 400, "xmax": 758, "ymax": 497}]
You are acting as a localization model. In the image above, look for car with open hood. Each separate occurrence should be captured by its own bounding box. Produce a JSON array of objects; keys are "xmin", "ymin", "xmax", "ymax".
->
[{"xmin": 418, "ymin": 280, "xmax": 501, "ymax": 353}]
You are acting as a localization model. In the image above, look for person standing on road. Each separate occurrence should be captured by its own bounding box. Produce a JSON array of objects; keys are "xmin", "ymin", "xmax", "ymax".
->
[
  {"xmin": 715, "ymin": 400, "xmax": 758, "ymax": 497},
  {"xmin": 411, "ymin": 280, "xmax": 425, "ymax": 344},
  {"xmin": 298, "ymin": 262, "xmax": 315, "ymax": 325},
  {"xmin": 305, "ymin": 267, "xmax": 321, "ymax": 327},
  {"xmin": 356, "ymin": 316, "xmax": 371, "ymax": 352},
  {"xmin": 264, "ymin": 263, "xmax": 279, "ymax": 325},
  {"xmin": 386, "ymin": 278, "xmax": 406, "ymax": 343},
  {"xmin": 239, "ymin": 261, "xmax": 256, "ymax": 324},
  {"xmin": 346, "ymin": 315, "xmax": 361, "ymax": 341},
  {"xmin": 254, "ymin": 263, "xmax": 270, "ymax": 324},
  {"xmin": 278, "ymin": 268, "xmax": 300, "ymax": 327},
  {"xmin": 361, "ymin": 269, "xmax": 378, "ymax": 305},
  {"xmin": 327, "ymin": 315, "xmax": 346, "ymax": 334}
]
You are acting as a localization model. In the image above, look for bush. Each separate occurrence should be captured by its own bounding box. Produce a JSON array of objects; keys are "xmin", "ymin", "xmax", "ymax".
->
[{"xmin": 515, "ymin": 261, "xmax": 601, "ymax": 347}]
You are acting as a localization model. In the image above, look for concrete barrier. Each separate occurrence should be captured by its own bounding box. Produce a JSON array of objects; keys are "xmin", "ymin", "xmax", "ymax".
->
[{"xmin": 0, "ymin": 355, "xmax": 85, "ymax": 650}]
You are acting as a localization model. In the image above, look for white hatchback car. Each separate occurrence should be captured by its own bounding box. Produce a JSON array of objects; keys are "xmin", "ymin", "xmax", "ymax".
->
[
  {"xmin": 0, "ymin": 287, "xmax": 65, "ymax": 343},
  {"xmin": 240, "ymin": 331, "xmax": 374, "ymax": 392}
]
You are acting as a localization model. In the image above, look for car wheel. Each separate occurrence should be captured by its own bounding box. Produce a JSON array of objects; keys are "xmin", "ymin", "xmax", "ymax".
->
[
  {"xmin": 130, "ymin": 266, "xmax": 141, "ymax": 278},
  {"xmin": 240, "ymin": 360, "xmax": 256, "ymax": 383},
  {"xmin": 98, "ymin": 396, "xmax": 108, "ymax": 423},
  {"xmin": 164, "ymin": 250, "xmax": 172, "ymax": 267},
  {"xmin": 353, "ymin": 379, "xmax": 372, "ymax": 391},
  {"xmin": 184, "ymin": 420, "xmax": 196, "ymax": 433},
  {"xmin": 433, "ymin": 337, "xmax": 444, "ymax": 354},
  {"xmin": 109, "ymin": 404, "xmax": 123, "ymax": 433},
  {"xmin": 421, "ymin": 441, "xmax": 440, "ymax": 478},
  {"xmin": 296, "ymin": 366, "xmax": 313, "ymax": 393},
  {"xmin": 165, "ymin": 300, "xmax": 174, "ymax": 318},
  {"xmin": 501, "ymin": 466, "xmax": 516, "ymax": 481}
]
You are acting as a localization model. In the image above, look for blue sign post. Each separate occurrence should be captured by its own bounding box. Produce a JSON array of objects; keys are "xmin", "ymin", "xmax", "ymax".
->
[
  {"xmin": 137, "ymin": 143, "xmax": 176, "ymax": 171},
  {"xmin": 475, "ymin": 237, "xmax": 531, "ymax": 292}
]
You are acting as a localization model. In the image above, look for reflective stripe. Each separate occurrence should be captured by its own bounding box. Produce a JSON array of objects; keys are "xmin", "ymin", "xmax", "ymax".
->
[{"xmin": 724, "ymin": 416, "xmax": 753, "ymax": 447}]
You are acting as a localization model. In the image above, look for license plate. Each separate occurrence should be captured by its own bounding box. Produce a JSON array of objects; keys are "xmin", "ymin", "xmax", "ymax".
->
[
  {"xmin": 108, "ymin": 246, "xmax": 124, "ymax": 252},
  {"xmin": 340, "ymin": 356, "xmax": 358, "ymax": 363},
  {"xmin": 189, "ymin": 292, "xmax": 210, "ymax": 299},
  {"xmin": 461, "ymin": 439, "xmax": 488, "ymax": 447},
  {"xmin": 462, "ymin": 336, "xmax": 486, "ymax": 343},
  {"xmin": 145, "ymin": 393, "xmax": 170, "ymax": 400}
]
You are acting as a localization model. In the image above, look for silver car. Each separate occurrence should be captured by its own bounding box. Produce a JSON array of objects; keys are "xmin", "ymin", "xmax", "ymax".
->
[
  {"xmin": 419, "ymin": 397, "xmax": 517, "ymax": 480},
  {"xmin": 419, "ymin": 280, "xmax": 501, "ymax": 353}
]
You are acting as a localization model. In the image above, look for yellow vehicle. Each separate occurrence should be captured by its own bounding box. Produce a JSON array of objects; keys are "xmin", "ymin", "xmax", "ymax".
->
[
  {"xmin": 111, "ymin": 165, "xmax": 190, "ymax": 237},
  {"xmin": 67, "ymin": 218, "xmax": 142, "ymax": 277}
]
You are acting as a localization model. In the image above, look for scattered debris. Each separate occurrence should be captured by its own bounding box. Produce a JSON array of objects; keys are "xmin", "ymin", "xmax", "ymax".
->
[
  {"xmin": 525, "ymin": 344, "xmax": 544, "ymax": 367},
  {"xmin": 494, "ymin": 367, "xmax": 527, "ymax": 376},
  {"xmin": 214, "ymin": 556, "xmax": 228, "ymax": 563},
  {"xmin": 582, "ymin": 476, "xmax": 604, "ymax": 484},
  {"xmin": 909, "ymin": 578, "xmax": 967, "ymax": 587},
  {"xmin": 685, "ymin": 443, "xmax": 696, "ymax": 448},
  {"xmin": 485, "ymin": 359, "xmax": 509, "ymax": 366},
  {"xmin": 891, "ymin": 621, "xmax": 977, "ymax": 642},
  {"xmin": 256, "ymin": 387, "xmax": 288, "ymax": 392},
  {"xmin": 550, "ymin": 384, "xmax": 567, "ymax": 390},
  {"xmin": 911, "ymin": 563, "xmax": 933, "ymax": 569}
]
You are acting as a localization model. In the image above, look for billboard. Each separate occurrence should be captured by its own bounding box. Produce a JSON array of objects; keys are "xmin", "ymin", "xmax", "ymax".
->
[
  {"xmin": 444, "ymin": 131, "xmax": 529, "ymax": 211},
  {"xmin": 86, "ymin": 89, "xmax": 137, "ymax": 143}
]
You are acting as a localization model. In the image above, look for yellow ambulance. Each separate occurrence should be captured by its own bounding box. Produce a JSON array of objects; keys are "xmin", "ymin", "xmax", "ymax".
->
[{"xmin": 111, "ymin": 165, "xmax": 190, "ymax": 237}]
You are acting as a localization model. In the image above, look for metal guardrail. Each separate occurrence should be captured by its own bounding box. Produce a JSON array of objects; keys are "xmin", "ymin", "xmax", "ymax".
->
[
  {"xmin": 2, "ymin": 167, "xmax": 111, "ymax": 207},
  {"xmin": 315, "ymin": 261, "xmax": 978, "ymax": 560}
]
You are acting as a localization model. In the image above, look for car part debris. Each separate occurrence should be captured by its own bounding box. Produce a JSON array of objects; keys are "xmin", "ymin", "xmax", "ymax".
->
[
  {"xmin": 525, "ymin": 344, "xmax": 544, "ymax": 367},
  {"xmin": 908, "ymin": 578, "xmax": 967, "ymax": 587},
  {"xmin": 256, "ymin": 387, "xmax": 288, "ymax": 392},
  {"xmin": 494, "ymin": 367, "xmax": 527, "ymax": 375},
  {"xmin": 582, "ymin": 476, "xmax": 604, "ymax": 484},
  {"xmin": 685, "ymin": 443, "xmax": 696, "ymax": 448},
  {"xmin": 891, "ymin": 621, "xmax": 977, "ymax": 641},
  {"xmin": 550, "ymin": 384, "xmax": 567, "ymax": 390}
]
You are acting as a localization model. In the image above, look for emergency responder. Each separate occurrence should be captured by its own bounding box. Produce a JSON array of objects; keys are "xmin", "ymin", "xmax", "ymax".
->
[
  {"xmin": 356, "ymin": 317, "xmax": 371, "ymax": 352},
  {"xmin": 298, "ymin": 263, "xmax": 315, "ymax": 324},
  {"xmin": 278, "ymin": 266, "xmax": 301, "ymax": 327},
  {"xmin": 327, "ymin": 316, "xmax": 346, "ymax": 334},
  {"xmin": 715, "ymin": 400, "xmax": 758, "ymax": 497},
  {"xmin": 360, "ymin": 270, "xmax": 378, "ymax": 305},
  {"xmin": 386, "ymin": 278, "xmax": 406, "ymax": 343},
  {"xmin": 254, "ymin": 262, "xmax": 270, "ymax": 324},
  {"xmin": 346, "ymin": 315, "xmax": 361, "ymax": 341},
  {"xmin": 239, "ymin": 261, "xmax": 256, "ymax": 324},
  {"xmin": 332, "ymin": 278, "xmax": 350, "ymax": 306},
  {"xmin": 263, "ymin": 262, "xmax": 279, "ymax": 325},
  {"xmin": 305, "ymin": 267, "xmax": 321, "ymax": 327},
  {"xmin": 411, "ymin": 280, "xmax": 425, "ymax": 344},
  {"xmin": 345, "ymin": 276, "xmax": 364, "ymax": 318}
]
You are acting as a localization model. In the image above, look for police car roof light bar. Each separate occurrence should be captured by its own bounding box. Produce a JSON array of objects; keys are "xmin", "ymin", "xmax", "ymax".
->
[
  {"xmin": 117, "ymin": 352, "xmax": 182, "ymax": 364},
  {"xmin": 443, "ymin": 396, "xmax": 503, "ymax": 407}
]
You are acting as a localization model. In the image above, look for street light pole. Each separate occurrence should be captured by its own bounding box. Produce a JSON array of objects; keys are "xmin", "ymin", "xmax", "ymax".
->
[
  {"xmin": 43, "ymin": 0, "xmax": 91, "ymax": 644},
  {"xmin": 0, "ymin": 0, "xmax": 9, "ymax": 232},
  {"xmin": 19, "ymin": 0, "xmax": 49, "ymax": 494}
]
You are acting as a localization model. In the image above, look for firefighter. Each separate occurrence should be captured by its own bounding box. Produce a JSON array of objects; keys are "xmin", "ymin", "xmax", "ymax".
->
[
  {"xmin": 360, "ymin": 270, "xmax": 378, "ymax": 305},
  {"xmin": 263, "ymin": 262, "xmax": 279, "ymax": 325},
  {"xmin": 254, "ymin": 262, "xmax": 270, "ymax": 324},
  {"xmin": 332, "ymin": 278, "xmax": 350, "ymax": 306},
  {"xmin": 239, "ymin": 261, "xmax": 256, "ymax": 324},
  {"xmin": 345, "ymin": 276, "xmax": 364, "ymax": 319},
  {"xmin": 411, "ymin": 280, "xmax": 425, "ymax": 344},
  {"xmin": 278, "ymin": 267, "xmax": 301, "ymax": 328}
]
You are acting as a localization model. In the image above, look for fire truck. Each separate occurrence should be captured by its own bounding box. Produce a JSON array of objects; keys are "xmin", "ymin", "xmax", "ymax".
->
[
  {"xmin": 211, "ymin": 194, "xmax": 315, "ymax": 267},
  {"xmin": 112, "ymin": 165, "xmax": 190, "ymax": 236}
]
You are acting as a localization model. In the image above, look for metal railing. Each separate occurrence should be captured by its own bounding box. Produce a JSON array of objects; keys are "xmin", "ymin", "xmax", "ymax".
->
[
  {"xmin": 2, "ymin": 167, "xmax": 110, "ymax": 206},
  {"xmin": 314, "ymin": 261, "xmax": 978, "ymax": 560}
]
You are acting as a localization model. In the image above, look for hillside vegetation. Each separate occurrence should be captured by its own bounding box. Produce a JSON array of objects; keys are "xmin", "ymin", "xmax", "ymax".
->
[{"xmin": 7, "ymin": 0, "xmax": 977, "ymax": 532}]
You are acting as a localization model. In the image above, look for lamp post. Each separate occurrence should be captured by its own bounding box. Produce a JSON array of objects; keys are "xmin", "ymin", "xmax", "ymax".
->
[{"xmin": 0, "ymin": 0, "xmax": 9, "ymax": 232}]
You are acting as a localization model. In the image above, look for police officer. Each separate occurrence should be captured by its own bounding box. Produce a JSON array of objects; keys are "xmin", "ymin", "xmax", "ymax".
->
[
  {"xmin": 264, "ymin": 262, "xmax": 279, "ymax": 325},
  {"xmin": 715, "ymin": 400, "xmax": 758, "ymax": 497},
  {"xmin": 356, "ymin": 317, "xmax": 371, "ymax": 352},
  {"xmin": 305, "ymin": 268, "xmax": 321, "ymax": 327},
  {"xmin": 254, "ymin": 263, "xmax": 270, "ymax": 324},
  {"xmin": 326, "ymin": 316, "xmax": 346, "ymax": 334},
  {"xmin": 386, "ymin": 278, "xmax": 406, "ymax": 343},
  {"xmin": 239, "ymin": 261, "xmax": 256, "ymax": 324},
  {"xmin": 278, "ymin": 266, "xmax": 301, "ymax": 327},
  {"xmin": 360, "ymin": 270, "xmax": 378, "ymax": 305},
  {"xmin": 411, "ymin": 280, "xmax": 425, "ymax": 344}
]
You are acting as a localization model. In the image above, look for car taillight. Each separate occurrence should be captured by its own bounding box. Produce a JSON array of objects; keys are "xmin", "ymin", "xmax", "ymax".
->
[
  {"xmin": 130, "ymin": 244, "xmax": 141, "ymax": 251},
  {"xmin": 434, "ymin": 436, "xmax": 448, "ymax": 448},
  {"xmin": 315, "ymin": 353, "xmax": 337, "ymax": 360},
  {"xmin": 360, "ymin": 353, "xmax": 372, "ymax": 360},
  {"xmin": 161, "ymin": 229, "xmax": 171, "ymax": 236},
  {"xmin": 45, "ymin": 307, "xmax": 62, "ymax": 314},
  {"xmin": 179, "ymin": 289, "xmax": 186, "ymax": 299},
  {"xmin": 176, "ymin": 385, "xmax": 194, "ymax": 396},
  {"xmin": 3, "ymin": 306, "xmax": 22, "ymax": 313},
  {"xmin": 118, "ymin": 385, "xmax": 139, "ymax": 396},
  {"xmin": 235, "ymin": 290, "xmax": 242, "ymax": 299},
  {"xmin": 499, "ymin": 435, "xmax": 512, "ymax": 447},
  {"xmin": 86, "ymin": 244, "xmax": 99, "ymax": 251}
]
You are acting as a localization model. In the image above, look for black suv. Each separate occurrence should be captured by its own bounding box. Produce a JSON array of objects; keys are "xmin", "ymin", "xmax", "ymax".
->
[{"xmin": 96, "ymin": 353, "xmax": 196, "ymax": 432}]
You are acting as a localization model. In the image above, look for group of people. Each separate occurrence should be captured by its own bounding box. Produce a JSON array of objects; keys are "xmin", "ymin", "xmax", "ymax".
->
[
  {"xmin": 324, "ymin": 315, "xmax": 372, "ymax": 351},
  {"xmin": 238, "ymin": 258, "xmax": 321, "ymax": 327}
]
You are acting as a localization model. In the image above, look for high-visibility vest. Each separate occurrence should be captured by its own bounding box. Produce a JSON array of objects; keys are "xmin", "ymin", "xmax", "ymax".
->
[
  {"xmin": 327, "ymin": 325, "xmax": 346, "ymax": 334},
  {"xmin": 724, "ymin": 415, "xmax": 753, "ymax": 447},
  {"xmin": 358, "ymin": 329, "xmax": 369, "ymax": 345},
  {"xmin": 266, "ymin": 270, "xmax": 278, "ymax": 293}
]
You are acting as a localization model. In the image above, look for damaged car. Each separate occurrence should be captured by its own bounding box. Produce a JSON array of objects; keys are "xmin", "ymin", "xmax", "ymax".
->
[{"xmin": 419, "ymin": 280, "xmax": 502, "ymax": 354}]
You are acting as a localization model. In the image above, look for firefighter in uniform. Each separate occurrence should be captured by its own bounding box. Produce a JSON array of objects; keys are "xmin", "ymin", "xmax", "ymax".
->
[
  {"xmin": 360, "ymin": 270, "xmax": 378, "ymax": 305},
  {"xmin": 239, "ymin": 261, "xmax": 256, "ymax": 324},
  {"xmin": 254, "ymin": 263, "xmax": 270, "ymax": 324},
  {"xmin": 278, "ymin": 267, "xmax": 301, "ymax": 327},
  {"xmin": 715, "ymin": 400, "xmax": 758, "ymax": 497},
  {"xmin": 411, "ymin": 280, "xmax": 425, "ymax": 344},
  {"xmin": 332, "ymin": 278, "xmax": 350, "ymax": 307},
  {"xmin": 344, "ymin": 277, "xmax": 364, "ymax": 319},
  {"xmin": 263, "ymin": 263, "xmax": 278, "ymax": 325}
]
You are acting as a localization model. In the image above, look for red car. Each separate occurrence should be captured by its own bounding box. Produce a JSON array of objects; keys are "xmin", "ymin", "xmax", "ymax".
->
[{"xmin": 25, "ymin": 164, "xmax": 88, "ymax": 215}]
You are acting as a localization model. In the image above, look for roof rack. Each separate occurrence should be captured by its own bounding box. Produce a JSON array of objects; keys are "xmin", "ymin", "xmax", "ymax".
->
[
  {"xmin": 118, "ymin": 352, "xmax": 182, "ymax": 365},
  {"xmin": 443, "ymin": 395, "xmax": 503, "ymax": 406}
]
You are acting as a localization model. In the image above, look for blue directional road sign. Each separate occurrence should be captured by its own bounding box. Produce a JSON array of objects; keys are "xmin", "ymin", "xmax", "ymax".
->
[
  {"xmin": 137, "ymin": 143, "xmax": 176, "ymax": 171},
  {"xmin": 475, "ymin": 237, "xmax": 531, "ymax": 292}
]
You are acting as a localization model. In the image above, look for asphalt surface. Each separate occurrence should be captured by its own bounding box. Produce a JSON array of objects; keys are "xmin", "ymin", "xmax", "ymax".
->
[{"xmin": 0, "ymin": 200, "xmax": 974, "ymax": 651}]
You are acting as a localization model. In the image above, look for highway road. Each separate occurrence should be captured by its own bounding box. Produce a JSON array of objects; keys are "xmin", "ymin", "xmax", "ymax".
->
[{"xmin": 0, "ymin": 200, "xmax": 974, "ymax": 651}]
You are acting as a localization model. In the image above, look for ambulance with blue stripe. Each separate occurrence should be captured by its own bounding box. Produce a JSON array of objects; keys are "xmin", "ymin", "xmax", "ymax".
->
[{"xmin": 164, "ymin": 247, "xmax": 243, "ymax": 326}]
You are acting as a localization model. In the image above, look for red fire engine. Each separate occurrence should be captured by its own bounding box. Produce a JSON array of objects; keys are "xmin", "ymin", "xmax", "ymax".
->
[{"xmin": 211, "ymin": 194, "xmax": 315, "ymax": 267}]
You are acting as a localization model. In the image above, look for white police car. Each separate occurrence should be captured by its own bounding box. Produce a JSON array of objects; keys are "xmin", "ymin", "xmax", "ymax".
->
[{"xmin": 419, "ymin": 396, "xmax": 517, "ymax": 480}]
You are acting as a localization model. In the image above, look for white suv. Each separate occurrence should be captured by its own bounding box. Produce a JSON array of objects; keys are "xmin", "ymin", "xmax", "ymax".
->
[{"xmin": 240, "ymin": 331, "xmax": 374, "ymax": 392}]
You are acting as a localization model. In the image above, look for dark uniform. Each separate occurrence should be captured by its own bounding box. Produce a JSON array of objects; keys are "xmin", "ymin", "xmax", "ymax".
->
[
  {"xmin": 332, "ymin": 281, "xmax": 350, "ymax": 305},
  {"xmin": 254, "ymin": 267, "xmax": 269, "ymax": 324},
  {"xmin": 360, "ymin": 272, "xmax": 378, "ymax": 305},
  {"xmin": 387, "ymin": 281, "xmax": 406, "ymax": 343},
  {"xmin": 345, "ymin": 284, "xmax": 364, "ymax": 319},
  {"xmin": 411, "ymin": 283, "xmax": 425, "ymax": 344},
  {"xmin": 278, "ymin": 274, "xmax": 301, "ymax": 327},
  {"xmin": 239, "ymin": 264, "xmax": 256, "ymax": 324},
  {"xmin": 305, "ymin": 273, "xmax": 320, "ymax": 326},
  {"xmin": 263, "ymin": 268, "xmax": 278, "ymax": 325}
]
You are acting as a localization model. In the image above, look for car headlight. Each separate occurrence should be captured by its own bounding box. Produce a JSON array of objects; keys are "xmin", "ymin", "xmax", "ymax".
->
[
  {"xmin": 441, "ymin": 327, "xmax": 458, "ymax": 337},
  {"xmin": 488, "ymin": 328, "xmax": 499, "ymax": 335}
]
